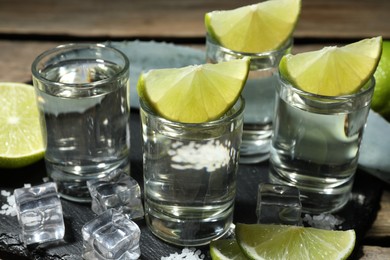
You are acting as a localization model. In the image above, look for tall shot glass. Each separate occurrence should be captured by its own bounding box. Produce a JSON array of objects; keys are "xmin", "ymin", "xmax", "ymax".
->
[
  {"xmin": 140, "ymin": 97, "xmax": 244, "ymax": 246},
  {"xmin": 32, "ymin": 44, "xmax": 131, "ymax": 202},
  {"xmin": 206, "ymin": 35, "xmax": 292, "ymax": 164},
  {"xmin": 269, "ymin": 75, "xmax": 375, "ymax": 213}
]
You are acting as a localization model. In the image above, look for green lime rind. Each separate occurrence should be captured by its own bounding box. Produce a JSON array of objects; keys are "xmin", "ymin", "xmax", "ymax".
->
[
  {"xmin": 210, "ymin": 239, "xmax": 249, "ymax": 260},
  {"xmin": 0, "ymin": 152, "xmax": 44, "ymax": 169},
  {"xmin": 372, "ymin": 40, "xmax": 390, "ymax": 121}
]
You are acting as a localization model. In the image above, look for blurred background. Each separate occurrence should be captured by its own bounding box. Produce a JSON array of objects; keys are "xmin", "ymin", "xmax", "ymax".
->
[{"xmin": 0, "ymin": 0, "xmax": 388, "ymax": 83}]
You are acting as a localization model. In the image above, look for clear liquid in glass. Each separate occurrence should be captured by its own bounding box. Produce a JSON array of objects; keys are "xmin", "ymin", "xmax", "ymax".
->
[
  {"xmin": 35, "ymin": 60, "xmax": 130, "ymax": 202},
  {"xmin": 269, "ymin": 85, "xmax": 371, "ymax": 213}
]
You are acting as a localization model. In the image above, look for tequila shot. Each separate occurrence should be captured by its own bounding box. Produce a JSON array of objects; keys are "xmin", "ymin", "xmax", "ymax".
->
[
  {"xmin": 140, "ymin": 97, "xmax": 244, "ymax": 246},
  {"xmin": 32, "ymin": 44, "xmax": 131, "ymax": 202},
  {"xmin": 269, "ymin": 75, "xmax": 375, "ymax": 213}
]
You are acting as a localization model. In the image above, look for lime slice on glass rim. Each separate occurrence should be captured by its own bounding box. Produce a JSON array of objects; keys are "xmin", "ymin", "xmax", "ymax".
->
[
  {"xmin": 205, "ymin": 0, "xmax": 301, "ymax": 53},
  {"xmin": 137, "ymin": 59, "xmax": 250, "ymax": 123},
  {"xmin": 279, "ymin": 36, "xmax": 383, "ymax": 96},
  {"xmin": 0, "ymin": 82, "xmax": 45, "ymax": 168},
  {"xmin": 235, "ymin": 223, "xmax": 356, "ymax": 260}
]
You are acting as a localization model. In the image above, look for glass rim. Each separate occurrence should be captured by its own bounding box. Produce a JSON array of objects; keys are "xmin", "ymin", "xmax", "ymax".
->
[
  {"xmin": 206, "ymin": 33, "xmax": 293, "ymax": 57},
  {"xmin": 278, "ymin": 73, "xmax": 376, "ymax": 101},
  {"xmin": 31, "ymin": 43, "xmax": 130, "ymax": 89},
  {"xmin": 140, "ymin": 96, "xmax": 245, "ymax": 128}
]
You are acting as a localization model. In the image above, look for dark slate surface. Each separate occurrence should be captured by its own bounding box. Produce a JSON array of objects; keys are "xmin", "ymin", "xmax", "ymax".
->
[{"xmin": 0, "ymin": 110, "xmax": 384, "ymax": 260}]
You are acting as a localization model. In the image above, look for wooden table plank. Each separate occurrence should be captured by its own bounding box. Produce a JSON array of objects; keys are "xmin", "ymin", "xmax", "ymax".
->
[
  {"xmin": 0, "ymin": 0, "xmax": 388, "ymax": 39},
  {"xmin": 298, "ymin": 0, "xmax": 390, "ymax": 39},
  {"xmin": 360, "ymin": 246, "xmax": 390, "ymax": 259},
  {"xmin": 0, "ymin": 40, "xmax": 60, "ymax": 83},
  {"xmin": 366, "ymin": 189, "xmax": 390, "ymax": 239}
]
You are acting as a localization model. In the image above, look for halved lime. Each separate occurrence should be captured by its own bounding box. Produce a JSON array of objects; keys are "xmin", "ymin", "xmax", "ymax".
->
[
  {"xmin": 372, "ymin": 40, "xmax": 390, "ymax": 120},
  {"xmin": 0, "ymin": 82, "xmax": 45, "ymax": 168},
  {"xmin": 236, "ymin": 223, "xmax": 356, "ymax": 260},
  {"xmin": 137, "ymin": 59, "xmax": 250, "ymax": 123},
  {"xmin": 210, "ymin": 239, "xmax": 248, "ymax": 260},
  {"xmin": 280, "ymin": 36, "xmax": 383, "ymax": 96},
  {"xmin": 205, "ymin": 0, "xmax": 301, "ymax": 53}
]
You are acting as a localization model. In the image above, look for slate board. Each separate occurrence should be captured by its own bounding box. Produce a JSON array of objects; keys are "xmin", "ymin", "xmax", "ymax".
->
[{"xmin": 0, "ymin": 109, "xmax": 384, "ymax": 260}]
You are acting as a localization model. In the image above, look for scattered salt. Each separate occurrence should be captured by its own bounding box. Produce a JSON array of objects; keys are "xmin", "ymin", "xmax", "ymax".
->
[
  {"xmin": 354, "ymin": 193, "xmax": 366, "ymax": 205},
  {"xmin": 303, "ymin": 213, "xmax": 344, "ymax": 230},
  {"xmin": 161, "ymin": 248, "xmax": 205, "ymax": 260},
  {"xmin": 0, "ymin": 190, "xmax": 16, "ymax": 216}
]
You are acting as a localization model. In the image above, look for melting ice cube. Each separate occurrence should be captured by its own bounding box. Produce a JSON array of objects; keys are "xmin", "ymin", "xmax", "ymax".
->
[
  {"xmin": 14, "ymin": 182, "xmax": 65, "ymax": 245},
  {"xmin": 256, "ymin": 183, "xmax": 302, "ymax": 225},
  {"xmin": 82, "ymin": 209, "xmax": 141, "ymax": 259},
  {"xmin": 87, "ymin": 171, "xmax": 144, "ymax": 219}
]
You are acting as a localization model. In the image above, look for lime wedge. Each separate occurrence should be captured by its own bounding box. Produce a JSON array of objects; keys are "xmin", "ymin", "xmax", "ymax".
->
[
  {"xmin": 372, "ymin": 40, "xmax": 390, "ymax": 120},
  {"xmin": 236, "ymin": 223, "xmax": 356, "ymax": 260},
  {"xmin": 205, "ymin": 0, "xmax": 301, "ymax": 53},
  {"xmin": 137, "ymin": 59, "xmax": 250, "ymax": 123},
  {"xmin": 280, "ymin": 36, "xmax": 383, "ymax": 96},
  {"xmin": 210, "ymin": 239, "xmax": 248, "ymax": 260},
  {"xmin": 0, "ymin": 82, "xmax": 45, "ymax": 168}
]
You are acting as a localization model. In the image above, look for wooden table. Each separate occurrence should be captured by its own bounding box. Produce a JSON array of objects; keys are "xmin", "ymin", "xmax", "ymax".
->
[{"xmin": 0, "ymin": 0, "xmax": 389, "ymax": 259}]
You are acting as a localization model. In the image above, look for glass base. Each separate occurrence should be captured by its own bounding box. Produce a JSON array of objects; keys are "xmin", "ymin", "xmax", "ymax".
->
[
  {"xmin": 269, "ymin": 166, "xmax": 353, "ymax": 214},
  {"xmin": 239, "ymin": 129, "xmax": 271, "ymax": 164},
  {"xmin": 145, "ymin": 202, "xmax": 233, "ymax": 246},
  {"xmin": 46, "ymin": 158, "xmax": 130, "ymax": 203}
]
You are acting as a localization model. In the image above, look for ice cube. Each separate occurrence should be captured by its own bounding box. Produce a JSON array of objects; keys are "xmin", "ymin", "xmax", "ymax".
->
[
  {"xmin": 256, "ymin": 183, "xmax": 302, "ymax": 225},
  {"xmin": 87, "ymin": 171, "xmax": 144, "ymax": 219},
  {"xmin": 14, "ymin": 182, "xmax": 65, "ymax": 245},
  {"xmin": 82, "ymin": 209, "xmax": 141, "ymax": 260}
]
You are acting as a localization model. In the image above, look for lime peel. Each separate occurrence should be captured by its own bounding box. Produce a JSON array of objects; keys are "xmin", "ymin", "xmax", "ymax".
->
[
  {"xmin": 210, "ymin": 239, "xmax": 248, "ymax": 260},
  {"xmin": 372, "ymin": 40, "xmax": 390, "ymax": 120}
]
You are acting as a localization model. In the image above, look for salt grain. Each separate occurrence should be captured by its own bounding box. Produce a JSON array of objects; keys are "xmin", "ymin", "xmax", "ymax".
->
[
  {"xmin": 161, "ymin": 248, "xmax": 205, "ymax": 260},
  {"xmin": 0, "ymin": 190, "xmax": 16, "ymax": 216},
  {"xmin": 303, "ymin": 213, "xmax": 344, "ymax": 230},
  {"xmin": 1, "ymin": 190, "xmax": 11, "ymax": 197}
]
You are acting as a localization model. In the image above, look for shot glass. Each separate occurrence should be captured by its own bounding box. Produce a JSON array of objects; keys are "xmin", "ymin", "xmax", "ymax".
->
[
  {"xmin": 269, "ymin": 74, "xmax": 375, "ymax": 213},
  {"xmin": 206, "ymin": 34, "xmax": 292, "ymax": 164},
  {"xmin": 140, "ymin": 97, "xmax": 244, "ymax": 246},
  {"xmin": 32, "ymin": 44, "xmax": 131, "ymax": 202}
]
